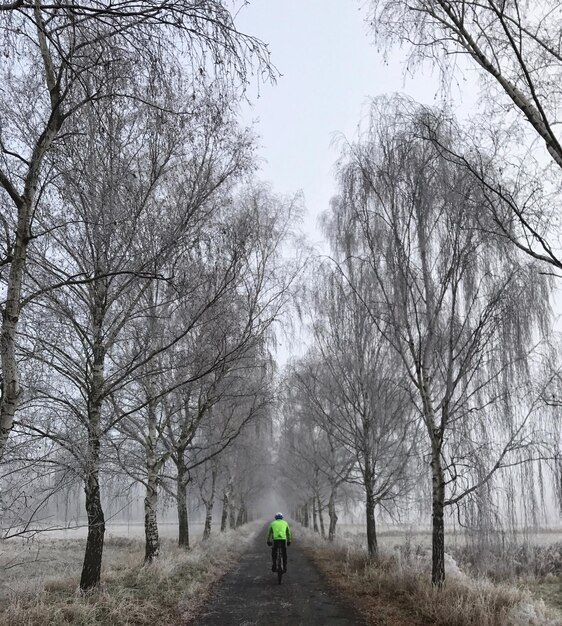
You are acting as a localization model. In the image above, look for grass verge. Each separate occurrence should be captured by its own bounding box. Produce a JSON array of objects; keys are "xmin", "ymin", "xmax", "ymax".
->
[
  {"xmin": 0, "ymin": 521, "xmax": 261, "ymax": 626},
  {"xmin": 301, "ymin": 528, "xmax": 562, "ymax": 626}
]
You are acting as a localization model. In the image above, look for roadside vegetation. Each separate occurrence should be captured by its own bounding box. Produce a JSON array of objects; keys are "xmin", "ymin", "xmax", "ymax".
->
[
  {"xmin": 0, "ymin": 522, "xmax": 261, "ymax": 626},
  {"xmin": 301, "ymin": 526, "xmax": 562, "ymax": 626}
]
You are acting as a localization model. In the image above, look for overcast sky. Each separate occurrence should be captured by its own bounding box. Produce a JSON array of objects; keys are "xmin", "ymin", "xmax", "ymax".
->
[
  {"xmin": 235, "ymin": 1, "xmax": 483, "ymax": 360},
  {"xmin": 237, "ymin": 1, "xmax": 466, "ymax": 248}
]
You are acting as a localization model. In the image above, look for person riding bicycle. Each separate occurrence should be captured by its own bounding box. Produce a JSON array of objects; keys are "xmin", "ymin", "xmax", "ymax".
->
[{"xmin": 267, "ymin": 512, "xmax": 291, "ymax": 573}]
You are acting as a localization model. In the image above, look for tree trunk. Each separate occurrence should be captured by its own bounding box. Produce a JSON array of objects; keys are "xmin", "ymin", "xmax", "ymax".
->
[
  {"xmin": 303, "ymin": 501, "xmax": 309, "ymax": 528},
  {"xmin": 220, "ymin": 485, "xmax": 230, "ymax": 532},
  {"xmin": 328, "ymin": 488, "xmax": 338, "ymax": 541},
  {"xmin": 421, "ymin": 361, "xmax": 446, "ymax": 586},
  {"xmin": 80, "ymin": 321, "xmax": 106, "ymax": 591},
  {"xmin": 365, "ymin": 477, "xmax": 378, "ymax": 558},
  {"xmin": 0, "ymin": 252, "xmax": 24, "ymax": 458},
  {"xmin": 202, "ymin": 467, "xmax": 217, "ymax": 540},
  {"xmin": 312, "ymin": 497, "xmax": 319, "ymax": 533},
  {"xmin": 431, "ymin": 438, "xmax": 446, "ymax": 586},
  {"xmin": 80, "ymin": 471, "xmax": 105, "ymax": 591},
  {"xmin": 144, "ymin": 465, "xmax": 160, "ymax": 562},
  {"xmin": 417, "ymin": 192, "xmax": 446, "ymax": 586},
  {"xmin": 203, "ymin": 503, "xmax": 213, "ymax": 539},
  {"xmin": 0, "ymin": 28, "xmax": 65, "ymax": 459},
  {"xmin": 317, "ymin": 493, "xmax": 326, "ymax": 539},
  {"xmin": 236, "ymin": 499, "xmax": 246, "ymax": 528},
  {"xmin": 177, "ymin": 457, "xmax": 190, "ymax": 549},
  {"xmin": 80, "ymin": 446, "xmax": 105, "ymax": 590},
  {"xmin": 144, "ymin": 397, "xmax": 160, "ymax": 562},
  {"xmin": 229, "ymin": 502, "xmax": 236, "ymax": 529}
]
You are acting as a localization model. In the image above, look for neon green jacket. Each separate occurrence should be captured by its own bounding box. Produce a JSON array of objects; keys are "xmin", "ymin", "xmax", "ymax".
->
[{"xmin": 267, "ymin": 519, "xmax": 291, "ymax": 541}]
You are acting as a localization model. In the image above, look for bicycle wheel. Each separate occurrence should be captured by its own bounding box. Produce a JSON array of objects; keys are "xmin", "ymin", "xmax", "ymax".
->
[{"xmin": 277, "ymin": 552, "xmax": 283, "ymax": 584}]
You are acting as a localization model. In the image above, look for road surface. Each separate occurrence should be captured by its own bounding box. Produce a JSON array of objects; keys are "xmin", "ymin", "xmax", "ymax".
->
[{"xmin": 194, "ymin": 525, "xmax": 363, "ymax": 625}]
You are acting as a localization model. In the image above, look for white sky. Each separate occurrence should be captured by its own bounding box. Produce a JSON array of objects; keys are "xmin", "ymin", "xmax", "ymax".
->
[
  {"xmin": 235, "ymin": 1, "xmax": 483, "ymax": 362},
  {"xmin": 237, "ymin": 0, "xmax": 471, "ymax": 248}
]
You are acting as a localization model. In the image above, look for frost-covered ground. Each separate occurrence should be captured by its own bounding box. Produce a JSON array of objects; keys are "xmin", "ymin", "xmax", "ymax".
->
[
  {"xmin": 337, "ymin": 523, "xmax": 562, "ymax": 548},
  {"xmin": 303, "ymin": 524, "xmax": 562, "ymax": 625},
  {"xmin": 0, "ymin": 521, "xmax": 263, "ymax": 625},
  {"xmin": 11, "ymin": 521, "xmax": 206, "ymax": 541},
  {"xmin": 0, "ymin": 521, "xmax": 211, "ymax": 602},
  {"xmin": 335, "ymin": 524, "xmax": 562, "ymax": 584}
]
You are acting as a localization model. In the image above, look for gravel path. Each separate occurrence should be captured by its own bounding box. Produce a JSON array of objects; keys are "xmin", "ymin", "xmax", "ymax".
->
[{"xmin": 194, "ymin": 525, "xmax": 363, "ymax": 625}]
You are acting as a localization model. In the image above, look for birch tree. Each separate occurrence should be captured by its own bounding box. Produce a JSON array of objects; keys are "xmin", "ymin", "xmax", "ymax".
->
[
  {"xmin": 192, "ymin": 368, "xmax": 274, "ymax": 540},
  {"xmin": 150, "ymin": 185, "xmax": 299, "ymax": 550},
  {"xmin": 110, "ymin": 213, "xmax": 267, "ymax": 561},
  {"xmin": 224, "ymin": 416, "xmax": 274, "ymax": 528},
  {"xmin": 282, "ymin": 358, "xmax": 356, "ymax": 541},
  {"xmin": 330, "ymin": 95, "xmax": 551, "ymax": 585},
  {"xmin": 196, "ymin": 455, "xmax": 219, "ymax": 540},
  {"xmin": 15, "ymin": 78, "xmax": 253, "ymax": 588},
  {"xmin": 368, "ymin": 0, "xmax": 562, "ymax": 271},
  {"xmin": 164, "ymin": 353, "xmax": 274, "ymax": 548},
  {"xmin": 278, "ymin": 399, "xmax": 327, "ymax": 532},
  {"xmin": 0, "ymin": 0, "xmax": 272, "ymax": 462},
  {"xmin": 287, "ymin": 263, "xmax": 417, "ymax": 555}
]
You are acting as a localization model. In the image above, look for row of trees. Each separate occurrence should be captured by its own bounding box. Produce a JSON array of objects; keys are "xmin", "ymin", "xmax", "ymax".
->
[
  {"xmin": 280, "ymin": 0, "xmax": 562, "ymax": 589},
  {"xmin": 0, "ymin": 0, "xmax": 298, "ymax": 593},
  {"xmin": 280, "ymin": 92, "xmax": 562, "ymax": 586},
  {"xmin": 4, "ymin": 0, "xmax": 562, "ymax": 597}
]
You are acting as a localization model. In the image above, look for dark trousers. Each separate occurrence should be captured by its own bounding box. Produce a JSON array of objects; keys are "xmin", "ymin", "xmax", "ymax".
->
[{"xmin": 272, "ymin": 539, "xmax": 287, "ymax": 570}]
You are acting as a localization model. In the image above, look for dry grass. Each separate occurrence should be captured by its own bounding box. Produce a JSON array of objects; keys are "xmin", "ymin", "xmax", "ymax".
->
[
  {"xmin": 0, "ymin": 522, "xmax": 261, "ymax": 626},
  {"xmin": 529, "ymin": 576, "xmax": 562, "ymax": 614},
  {"xmin": 301, "ymin": 527, "xmax": 562, "ymax": 626},
  {"xmin": 452, "ymin": 540, "xmax": 562, "ymax": 581}
]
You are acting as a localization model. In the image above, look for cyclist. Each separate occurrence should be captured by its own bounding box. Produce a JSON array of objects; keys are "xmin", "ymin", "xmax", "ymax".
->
[{"xmin": 266, "ymin": 512, "xmax": 291, "ymax": 573}]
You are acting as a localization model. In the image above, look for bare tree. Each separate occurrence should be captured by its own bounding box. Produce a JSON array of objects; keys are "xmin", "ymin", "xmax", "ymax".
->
[
  {"xmin": 0, "ymin": 0, "xmax": 273, "ymax": 461},
  {"xmin": 278, "ymin": 393, "xmax": 327, "ymax": 532},
  {"xmin": 110, "ymin": 216, "xmax": 269, "ymax": 560},
  {"xmin": 286, "ymin": 262, "xmax": 417, "ymax": 555},
  {"xmin": 282, "ymin": 351, "xmax": 362, "ymax": 539},
  {"xmin": 14, "ymin": 75, "xmax": 254, "ymax": 588},
  {"xmin": 144, "ymin": 184, "xmax": 301, "ymax": 550},
  {"xmin": 226, "ymin": 416, "xmax": 274, "ymax": 528},
  {"xmin": 162, "ymin": 354, "xmax": 274, "ymax": 548},
  {"xmin": 191, "ymin": 370, "xmax": 274, "ymax": 541},
  {"xmin": 329, "ymin": 95, "xmax": 551, "ymax": 585},
  {"xmin": 368, "ymin": 0, "xmax": 562, "ymax": 271},
  {"xmin": 195, "ymin": 455, "xmax": 219, "ymax": 541}
]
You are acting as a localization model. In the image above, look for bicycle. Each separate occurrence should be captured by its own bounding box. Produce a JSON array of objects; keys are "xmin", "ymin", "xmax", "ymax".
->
[
  {"xmin": 267, "ymin": 513, "xmax": 291, "ymax": 584},
  {"xmin": 276, "ymin": 546, "xmax": 283, "ymax": 585}
]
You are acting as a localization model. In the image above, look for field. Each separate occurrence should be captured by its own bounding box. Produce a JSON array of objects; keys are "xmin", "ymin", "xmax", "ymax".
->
[
  {"xmin": 335, "ymin": 524, "xmax": 562, "ymax": 583},
  {"xmin": 0, "ymin": 522, "xmax": 207, "ymax": 601},
  {"xmin": 337, "ymin": 523, "xmax": 562, "ymax": 548},
  {"xmin": 10, "ymin": 521, "xmax": 206, "ymax": 541}
]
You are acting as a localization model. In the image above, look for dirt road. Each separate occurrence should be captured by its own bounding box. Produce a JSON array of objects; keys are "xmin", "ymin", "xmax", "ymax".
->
[{"xmin": 194, "ymin": 526, "xmax": 363, "ymax": 625}]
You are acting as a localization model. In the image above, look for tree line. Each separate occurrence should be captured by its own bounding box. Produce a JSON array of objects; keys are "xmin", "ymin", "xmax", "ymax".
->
[
  {"xmin": 0, "ymin": 0, "xmax": 300, "ymax": 592},
  {"xmin": 279, "ymin": 0, "xmax": 562, "ymax": 588}
]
